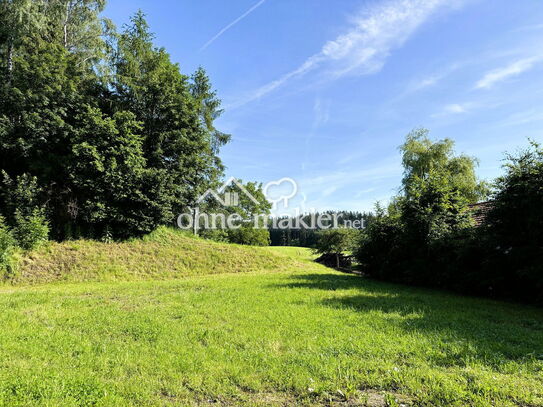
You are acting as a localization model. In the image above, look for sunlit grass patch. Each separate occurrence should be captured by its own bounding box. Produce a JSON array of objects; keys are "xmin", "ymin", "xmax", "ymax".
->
[
  {"xmin": 1, "ymin": 266, "xmax": 542, "ymax": 406},
  {"xmin": 8, "ymin": 227, "xmax": 319, "ymax": 285}
]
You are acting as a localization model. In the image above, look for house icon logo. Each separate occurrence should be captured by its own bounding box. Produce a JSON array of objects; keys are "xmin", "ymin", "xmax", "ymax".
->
[{"xmin": 197, "ymin": 177, "xmax": 261, "ymax": 207}]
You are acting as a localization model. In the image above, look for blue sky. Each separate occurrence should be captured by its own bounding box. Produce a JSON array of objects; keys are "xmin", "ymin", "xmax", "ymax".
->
[{"xmin": 104, "ymin": 0, "xmax": 543, "ymax": 214}]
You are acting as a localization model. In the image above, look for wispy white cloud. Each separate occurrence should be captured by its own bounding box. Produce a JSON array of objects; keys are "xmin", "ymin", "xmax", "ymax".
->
[
  {"xmin": 200, "ymin": 0, "xmax": 266, "ymax": 51},
  {"xmin": 405, "ymin": 62, "xmax": 461, "ymax": 93},
  {"xmin": 498, "ymin": 108, "xmax": 543, "ymax": 127},
  {"xmin": 228, "ymin": 0, "xmax": 463, "ymax": 109},
  {"xmin": 321, "ymin": 185, "xmax": 338, "ymax": 197},
  {"xmin": 431, "ymin": 102, "xmax": 475, "ymax": 118},
  {"xmin": 299, "ymin": 160, "xmax": 401, "ymax": 196},
  {"xmin": 313, "ymin": 98, "xmax": 331, "ymax": 128},
  {"xmin": 230, "ymin": 56, "xmax": 322, "ymax": 109},
  {"xmin": 444, "ymin": 103, "xmax": 468, "ymax": 114},
  {"xmin": 475, "ymin": 57, "xmax": 540, "ymax": 89},
  {"xmin": 412, "ymin": 75, "xmax": 441, "ymax": 90},
  {"xmin": 301, "ymin": 98, "xmax": 332, "ymax": 171},
  {"xmin": 354, "ymin": 187, "xmax": 377, "ymax": 198},
  {"xmin": 433, "ymin": 97, "xmax": 507, "ymax": 119},
  {"xmin": 338, "ymin": 149, "xmax": 369, "ymax": 165},
  {"xmin": 270, "ymin": 159, "xmax": 401, "ymax": 215}
]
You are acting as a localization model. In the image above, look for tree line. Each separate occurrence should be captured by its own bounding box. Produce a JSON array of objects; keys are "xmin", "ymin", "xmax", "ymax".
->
[
  {"xmin": 269, "ymin": 211, "xmax": 371, "ymax": 247},
  {"xmin": 354, "ymin": 129, "xmax": 543, "ymax": 304}
]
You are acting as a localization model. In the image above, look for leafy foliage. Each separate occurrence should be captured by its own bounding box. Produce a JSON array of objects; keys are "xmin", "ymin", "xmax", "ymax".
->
[
  {"xmin": 0, "ymin": 172, "xmax": 43, "ymax": 222},
  {"xmin": 226, "ymin": 226, "xmax": 271, "ymax": 246},
  {"xmin": 358, "ymin": 133, "xmax": 543, "ymax": 303},
  {"xmin": 269, "ymin": 211, "xmax": 371, "ymax": 247},
  {"xmin": 13, "ymin": 208, "xmax": 49, "ymax": 250},
  {"xmin": 0, "ymin": 3, "xmax": 229, "ymax": 240},
  {"xmin": 356, "ymin": 206, "xmax": 404, "ymax": 279},
  {"xmin": 400, "ymin": 128, "xmax": 488, "ymax": 203},
  {"xmin": 314, "ymin": 228, "xmax": 359, "ymax": 255},
  {"xmin": 357, "ymin": 130, "xmax": 486, "ymax": 288},
  {"xmin": 314, "ymin": 228, "xmax": 359, "ymax": 268},
  {"xmin": 0, "ymin": 216, "xmax": 17, "ymax": 278},
  {"xmin": 481, "ymin": 141, "xmax": 543, "ymax": 301},
  {"xmin": 196, "ymin": 180, "xmax": 272, "ymax": 246}
]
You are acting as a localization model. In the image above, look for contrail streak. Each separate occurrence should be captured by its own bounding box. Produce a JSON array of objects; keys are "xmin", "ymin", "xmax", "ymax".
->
[{"xmin": 200, "ymin": 0, "xmax": 266, "ymax": 51}]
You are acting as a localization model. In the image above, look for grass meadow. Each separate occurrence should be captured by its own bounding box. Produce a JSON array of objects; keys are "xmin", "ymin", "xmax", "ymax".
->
[{"xmin": 1, "ymin": 236, "xmax": 542, "ymax": 406}]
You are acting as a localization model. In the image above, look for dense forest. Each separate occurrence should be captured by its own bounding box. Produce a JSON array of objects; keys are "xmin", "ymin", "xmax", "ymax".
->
[{"xmin": 0, "ymin": 0, "xmax": 229, "ymax": 241}]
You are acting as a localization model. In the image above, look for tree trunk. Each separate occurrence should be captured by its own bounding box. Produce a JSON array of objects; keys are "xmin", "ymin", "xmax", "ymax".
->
[
  {"xmin": 6, "ymin": 42, "xmax": 13, "ymax": 84},
  {"xmin": 63, "ymin": 1, "xmax": 71, "ymax": 49},
  {"xmin": 192, "ymin": 207, "xmax": 198, "ymax": 236},
  {"xmin": 336, "ymin": 253, "xmax": 340, "ymax": 269}
]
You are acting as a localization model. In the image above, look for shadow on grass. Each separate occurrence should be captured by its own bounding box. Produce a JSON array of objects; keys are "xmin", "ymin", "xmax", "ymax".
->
[{"xmin": 279, "ymin": 272, "xmax": 543, "ymax": 367}]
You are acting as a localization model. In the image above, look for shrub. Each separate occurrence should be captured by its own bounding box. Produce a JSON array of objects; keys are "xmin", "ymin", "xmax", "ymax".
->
[
  {"xmin": 314, "ymin": 228, "xmax": 360, "ymax": 268},
  {"xmin": 357, "ymin": 131, "xmax": 486, "ymax": 293},
  {"xmin": 482, "ymin": 141, "xmax": 543, "ymax": 302},
  {"xmin": 0, "ymin": 216, "xmax": 17, "ymax": 278},
  {"xmin": 356, "ymin": 210, "xmax": 406, "ymax": 279},
  {"xmin": 357, "ymin": 136, "xmax": 543, "ymax": 303},
  {"xmin": 13, "ymin": 209, "xmax": 49, "ymax": 251},
  {"xmin": 199, "ymin": 229, "xmax": 229, "ymax": 243},
  {"xmin": 226, "ymin": 226, "xmax": 270, "ymax": 246},
  {"xmin": 0, "ymin": 172, "xmax": 43, "ymax": 226}
]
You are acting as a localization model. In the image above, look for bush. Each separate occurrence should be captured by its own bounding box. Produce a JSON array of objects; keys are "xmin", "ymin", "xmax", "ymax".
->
[
  {"xmin": 226, "ymin": 226, "xmax": 270, "ymax": 246},
  {"xmin": 481, "ymin": 141, "xmax": 543, "ymax": 302},
  {"xmin": 356, "ymin": 211, "xmax": 406, "ymax": 279},
  {"xmin": 199, "ymin": 229, "xmax": 229, "ymax": 243},
  {"xmin": 0, "ymin": 172, "xmax": 43, "ymax": 227},
  {"xmin": 0, "ymin": 216, "xmax": 17, "ymax": 278},
  {"xmin": 13, "ymin": 209, "xmax": 49, "ymax": 251},
  {"xmin": 356, "ymin": 131, "xmax": 487, "ymax": 295},
  {"xmin": 314, "ymin": 228, "xmax": 360, "ymax": 268},
  {"xmin": 357, "ymin": 137, "xmax": 543, "ymax": 304}
]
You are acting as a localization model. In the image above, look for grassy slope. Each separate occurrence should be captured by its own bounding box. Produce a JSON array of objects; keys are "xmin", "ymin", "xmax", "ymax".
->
[
  {"xmin": 10, "ymin": 227, "xmax": 313, "ymax": 285},
  {"xmin": 0, "ymin": 232, "xmax": 542, "ymax": 406}
]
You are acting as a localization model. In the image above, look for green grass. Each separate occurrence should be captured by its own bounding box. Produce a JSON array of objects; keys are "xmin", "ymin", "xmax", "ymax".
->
[
  {"xmin": 9, "ymin": 227, "xmax": 312, "ymax": 285},
  {"xmin": 1, "ymin": 231, "xmax": 542, "ymax": 406}
]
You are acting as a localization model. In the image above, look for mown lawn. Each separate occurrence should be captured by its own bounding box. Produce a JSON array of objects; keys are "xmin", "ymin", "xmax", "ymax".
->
[{"xmin": 1, "ymin": 268, "xmax": 542, "ymax": 406}]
